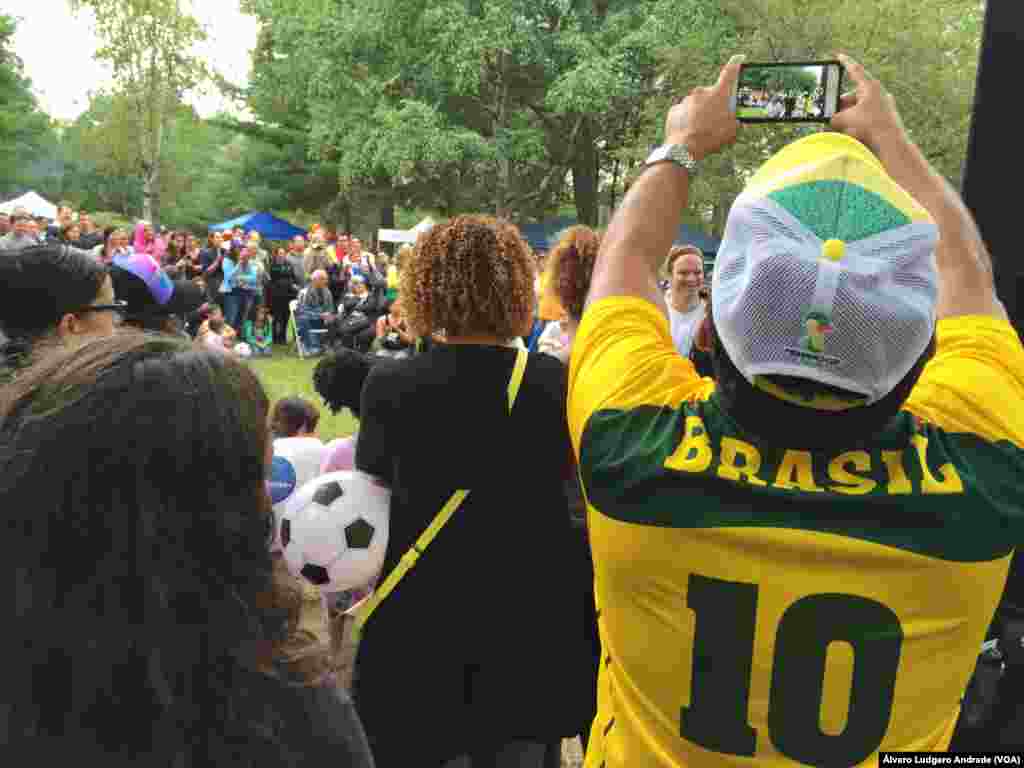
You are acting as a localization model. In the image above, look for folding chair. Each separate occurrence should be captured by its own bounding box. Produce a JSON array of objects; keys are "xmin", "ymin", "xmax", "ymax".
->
[{"xmin": 290, "ymin": 291, "xmax": 329, "ymax": 359}]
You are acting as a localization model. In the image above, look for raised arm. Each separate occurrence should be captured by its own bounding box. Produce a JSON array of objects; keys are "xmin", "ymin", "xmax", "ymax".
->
[
  {"xmin": 585, "ymin": 55, "xmax": 743, "ymax": 313},
  {"xmin": 831, "ymin": 54, "xmax": 1007, "ymax": 322}
]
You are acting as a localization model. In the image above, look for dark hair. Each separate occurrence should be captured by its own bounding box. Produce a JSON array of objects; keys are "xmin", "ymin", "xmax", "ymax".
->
[
  {"xmin": 710, "ymin": 323, "xmax": 937, "ymax": 448},
  {"xmin": 0, "ymin": 333, "xmax": 330, "ymax": 762},
  {"xmin": 313, "ymin": 349, "xmax": 375, "ymax": 418},
  {"xmin": 166, "ymin": 230, "xmax": 185, "ymax": 262},
  {"xmin": 0, "ymin": 244, "xmax": 109, "ymax": 345},
  {"xmin": 270, "ymin": 397, "xmax": 320, "ymax": 438},
  {"xmin": 208, "ymin": 315, "xmax": 225, "ymax": 333}
]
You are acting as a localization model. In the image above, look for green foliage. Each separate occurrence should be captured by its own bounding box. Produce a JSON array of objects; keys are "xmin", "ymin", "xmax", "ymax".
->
[
  {"xmin": 740, "ymin": 65, "xmax": 819, "ymax": 93},
  {"xmin": 651, "ymin": 0, "xmax": 982, "ymax": 236},
  {"xmin": 21, "ymin": 0, "xmax": 981, "ymax": 246},
  {"xmin": 68, "ymin": 0, "xmax": 212, "ymax": 226},
  {"xmin": 0, "ymin": 14, "xmax": 58, "ymax": 198},
  {"xmin": 244, "ymin": 0, "xmax": 737, "ymax": 225}
]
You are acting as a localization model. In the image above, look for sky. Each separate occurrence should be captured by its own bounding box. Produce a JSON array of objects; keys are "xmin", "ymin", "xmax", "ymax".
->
[{"xmin": 7, "ymin": 0, "xmax": 259, "ymax": 121}]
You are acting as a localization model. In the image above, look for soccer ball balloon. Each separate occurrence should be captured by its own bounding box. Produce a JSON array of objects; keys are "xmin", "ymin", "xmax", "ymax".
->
[
  {"xmin": 280, "ymin": 471, "xmax": 390, "ymax": 592},
  {"xmin": 268, "ymin": 437, "xmax": 327, "ymax": 553}
]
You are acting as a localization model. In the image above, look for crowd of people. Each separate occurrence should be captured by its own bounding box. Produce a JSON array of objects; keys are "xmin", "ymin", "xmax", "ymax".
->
[
  {"xmin": 1, "ymin": 53, "xmax": 1023, "ymax": 767},
  {"xmin": 0, "ymin": 203, "xmax": 410, "ymax": 365}
]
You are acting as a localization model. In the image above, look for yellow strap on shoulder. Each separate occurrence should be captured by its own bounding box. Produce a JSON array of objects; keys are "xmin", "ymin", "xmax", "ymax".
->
[{"xmin": 350, "ymin": 348, "xmax": 528, "ymax": 641}]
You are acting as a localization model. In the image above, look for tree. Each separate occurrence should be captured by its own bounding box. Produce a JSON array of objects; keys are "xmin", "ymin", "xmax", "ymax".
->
[
  {"xmin": 0, "ymin": 14, "xmax": 56, "ymax": 198},
  {"xmin": 68, "ymin": 0, "xmax": 210, "ymax": 227},
  {"xmin": 650, "ymin": 0, "xmax": 983, "ymax": 238},
  {"xmin": 243, "ymin": 0, "xmax": 734, "ymax": 228},
  {"xmin": 740, "ymin": 65, "xmax": 819, "ymax": 93}
]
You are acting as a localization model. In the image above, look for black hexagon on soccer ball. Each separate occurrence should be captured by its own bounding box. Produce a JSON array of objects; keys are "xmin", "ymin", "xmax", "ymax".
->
[
  {"xmin": 300, "ymin": 563, "xmax": 331, "ymax": 586},
  {"xmin": 280, "ymin": 519, "xmax": 292, "ymax": 548},
  {"xmin": 312, "ymin": 480, "xmax": 344, "ymax": 507},
  {"xmin": 345, "ymin": 518, "xmax": 375, "ymax": 549}
]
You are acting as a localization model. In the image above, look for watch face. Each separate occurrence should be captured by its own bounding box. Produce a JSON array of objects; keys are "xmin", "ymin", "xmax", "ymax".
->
[
  {"xmin": 647, "ymin": 146, "xmax": 669, "ymax": 164},
  {"xmin": 646, "ymin": 144, "xmax": 695, "ymax": 172}
]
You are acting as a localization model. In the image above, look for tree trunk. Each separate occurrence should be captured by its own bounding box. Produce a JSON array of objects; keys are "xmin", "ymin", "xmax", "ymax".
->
[
  {"xmin": 378, "ymin": 186, "xmax": 395, "ymax": 251},
  {"xmin": 495, "ymin": 51, "xmax": 512, "ymax": 220},
  {"xmin": 609, "ymin": 157, "xmax": 621, "ymax": 212},
  {"xmin": 712, "ymin": 191, "xmax": 733, "ymax": 239},
  {"xmin": 573, "ymin": 117, "xmax": 599, "ymax": 226},
  {"xmin": 142, "ymin": 165, "xmax": 159, "ymax": 227}
]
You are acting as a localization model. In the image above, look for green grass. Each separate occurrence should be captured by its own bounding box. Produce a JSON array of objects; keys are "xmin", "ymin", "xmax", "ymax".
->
[
  {"xmin": 249, "ymin": 344, "xmax": 359, "ymax": 442},
  {"xmin": 738, "ymin": 106, "xmax": 768, "ymax": 118}
]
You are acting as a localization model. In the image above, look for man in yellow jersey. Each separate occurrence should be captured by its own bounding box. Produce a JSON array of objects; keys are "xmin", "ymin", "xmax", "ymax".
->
[{"xmin": 567, "ymin": 52, "xmax": 1024, "ymax": 768}]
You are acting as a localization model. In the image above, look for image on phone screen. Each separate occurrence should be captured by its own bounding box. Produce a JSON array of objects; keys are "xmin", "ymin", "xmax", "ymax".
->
[{"xmin": 736, "ymin": 61, "xmax": 843, "ymax": 124}]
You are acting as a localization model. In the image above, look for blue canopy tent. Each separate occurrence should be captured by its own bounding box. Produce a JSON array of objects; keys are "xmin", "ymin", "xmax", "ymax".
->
[
  {"xmin": 208, "ymin": 212, "xmax": 307, "ymax": 241},
  {"xmin": 518, "ymin": 216, "xmax": 720, "ymax": 259}
]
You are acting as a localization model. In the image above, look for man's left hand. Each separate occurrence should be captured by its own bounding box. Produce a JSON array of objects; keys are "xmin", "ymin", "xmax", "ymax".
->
[{"xmin": 664, "ymin": 54, "xmax": 744, "ymax": 161}]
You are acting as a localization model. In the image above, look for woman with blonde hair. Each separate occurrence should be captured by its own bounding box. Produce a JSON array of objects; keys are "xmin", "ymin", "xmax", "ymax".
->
[{"xmin": 353, "ymin": 215, "xmax": 595, "ymax": 767}]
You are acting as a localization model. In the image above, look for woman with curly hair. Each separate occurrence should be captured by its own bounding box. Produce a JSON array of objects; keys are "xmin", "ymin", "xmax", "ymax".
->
[
  {"xmin": 0, "ymin": 333, "xmax": 374, "ymax": 768},
  {"xmin": 353, "ymin": 215, "xmax": 595, "ymax": 767}
]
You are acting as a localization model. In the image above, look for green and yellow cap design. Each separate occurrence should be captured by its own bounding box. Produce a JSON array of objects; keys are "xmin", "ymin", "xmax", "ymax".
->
[{"xmin": 711, "ymin": 132, "xmax": 940, "ymax": 409}]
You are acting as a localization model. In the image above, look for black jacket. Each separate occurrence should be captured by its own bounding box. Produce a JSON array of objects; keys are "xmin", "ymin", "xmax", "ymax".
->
[
  {"xmin": 340, "ymin": 290, "xmax": 384, "ymax": 321},
  {"xmin": 353, "ymin": 347, "xmax": 596, "ymax": 765},
  {"xmin": 269, "ymin": 259, "xmax": 300, "ymax": 300}
]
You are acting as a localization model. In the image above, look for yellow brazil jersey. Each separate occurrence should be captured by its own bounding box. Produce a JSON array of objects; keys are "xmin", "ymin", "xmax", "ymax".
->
[{"xmin": 567, "ymin": 297, "xmax": 1024, "ymax": 768}]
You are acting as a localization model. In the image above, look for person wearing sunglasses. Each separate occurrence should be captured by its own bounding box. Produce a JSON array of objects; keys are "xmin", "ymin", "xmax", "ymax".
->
[{"xmin": 0, "ymin": 243, "xmax": 125, "ymax": 378}]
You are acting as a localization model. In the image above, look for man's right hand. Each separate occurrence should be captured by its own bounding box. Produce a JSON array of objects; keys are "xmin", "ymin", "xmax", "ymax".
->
[
  {"xmin": 664, "ymin": 55, "xmax": 744, "ymax": 161},
  {"xmin": 830, "ymin": 54, "xmax": 907, "ymax": 155}
]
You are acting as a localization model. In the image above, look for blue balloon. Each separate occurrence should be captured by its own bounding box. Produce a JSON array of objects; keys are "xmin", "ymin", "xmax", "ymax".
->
[{"xmin": 268, "ymin": 456, "xmax": 297, "ymax": 505}]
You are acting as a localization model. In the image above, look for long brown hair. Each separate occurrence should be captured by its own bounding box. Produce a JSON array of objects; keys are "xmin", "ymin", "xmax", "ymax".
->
[
  {"xmin": 0, "ymin": 333, "xmax": 331, "ymax": 761},
  {"xmin": 547, "ymin": 225, "xmax": 601, "ymax": 322}
]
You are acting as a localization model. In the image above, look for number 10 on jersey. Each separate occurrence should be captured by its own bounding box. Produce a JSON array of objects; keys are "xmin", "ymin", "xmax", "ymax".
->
[{"xmin": 680, "ymin": 574, "xmax": 904, "ymax": 767}]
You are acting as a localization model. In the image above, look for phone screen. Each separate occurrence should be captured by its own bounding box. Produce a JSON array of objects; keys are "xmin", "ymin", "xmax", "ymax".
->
[{"xmin": 736, "ymin": 61, "xmax": 843, "ymax": 124}]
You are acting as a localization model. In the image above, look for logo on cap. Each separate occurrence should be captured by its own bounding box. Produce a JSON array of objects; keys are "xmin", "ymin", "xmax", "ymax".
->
[{"xmin": 785, "ymin": 311, "xmax": 840, "ymax": 366}]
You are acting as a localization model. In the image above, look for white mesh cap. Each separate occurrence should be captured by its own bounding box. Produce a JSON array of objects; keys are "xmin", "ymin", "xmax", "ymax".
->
[{"xmin": 712, "ymin": 132, "xmax": 940, "ymax": 407}]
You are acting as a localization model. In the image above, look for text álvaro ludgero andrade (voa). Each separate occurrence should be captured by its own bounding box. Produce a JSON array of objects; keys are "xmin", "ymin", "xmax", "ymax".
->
[{"xmin": 879, "ymin": 754, "xmax": 1023, "ymax": 766}]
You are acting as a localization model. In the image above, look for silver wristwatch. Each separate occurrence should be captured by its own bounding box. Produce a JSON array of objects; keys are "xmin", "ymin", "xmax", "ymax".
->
[{"xmin": 645, "ymin": 143, "xmax": 698, "ymax": 176}]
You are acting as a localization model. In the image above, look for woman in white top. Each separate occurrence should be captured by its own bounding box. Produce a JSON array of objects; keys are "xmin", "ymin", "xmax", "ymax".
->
[{"xmin": 664, "ymin": 244, "xmax": 707, "ymax": 358}]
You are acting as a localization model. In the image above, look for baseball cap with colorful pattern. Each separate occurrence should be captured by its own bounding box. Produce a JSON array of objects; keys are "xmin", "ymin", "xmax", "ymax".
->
[
  {"xmin": 110, "ymin": 252, "xmax": 204, "ymax": 318},
  {"xmin": 711, "ymin": 132, "xmax": 939, "ymax": 409}
]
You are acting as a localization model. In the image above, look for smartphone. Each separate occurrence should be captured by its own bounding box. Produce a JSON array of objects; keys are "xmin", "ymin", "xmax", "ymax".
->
[{"xmin": 735, "ymin": 61, "xmax": 843, "ymax": 124}]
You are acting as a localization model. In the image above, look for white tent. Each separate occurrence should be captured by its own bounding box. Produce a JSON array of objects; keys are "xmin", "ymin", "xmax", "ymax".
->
[
  {"xmin": 377, "ymin": 217, "xmax": 436, "ymax": 245},
  {"xmin": 0, "ymin": 191, "xmax": 58, "ymax": 220}
]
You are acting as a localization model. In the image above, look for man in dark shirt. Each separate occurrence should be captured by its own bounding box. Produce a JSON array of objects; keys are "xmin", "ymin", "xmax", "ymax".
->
[{"xmin": 296, "ymin": 269, "xmax": 336, "ymax": 355}]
